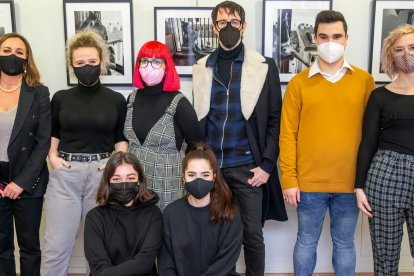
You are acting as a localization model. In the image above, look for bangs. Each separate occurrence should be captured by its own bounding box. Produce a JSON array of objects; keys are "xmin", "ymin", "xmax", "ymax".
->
[{"xmin": 137, "ymin": 41, "xmax": 168, "ymax": 61}]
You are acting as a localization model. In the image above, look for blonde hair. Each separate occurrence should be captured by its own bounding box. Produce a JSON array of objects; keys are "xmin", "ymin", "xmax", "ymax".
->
[
  {"xmin": 381, "ymin": 24, "xmax": 414, "ymax": 78},
  {"xmin": 0, "ymin": 33, "xmax": 42, "ymax": 87},
  {"xmin": 66, "ymin": 29, "xmax": 109, "ymax": 73}
]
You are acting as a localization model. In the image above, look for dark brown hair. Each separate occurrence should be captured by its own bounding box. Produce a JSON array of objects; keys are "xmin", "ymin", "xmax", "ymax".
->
[
  {"xmin": 0, "ymin": 33, "xmax": 42, "ymax": 87},
  {"xmin": 314, "ymin": 10, "xmax": 348, "ymax": 35},
  {"xmin": 97, "ymin": 152, "xmax": 154, "ymax": 205},
  {"xmin": 182, "ymin": 143, "xmax": 236, "ymax": 223},
  {"xmin": 211, "ymin": 1, "xmax": 245, "ymax": 24}
]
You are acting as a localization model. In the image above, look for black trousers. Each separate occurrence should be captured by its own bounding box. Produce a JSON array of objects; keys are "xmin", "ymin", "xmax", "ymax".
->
[
  {"xmin": 221, "ymin": 164, "xmax": 265, "ymax": 276},
  {"xmin": 0, "ymin": 162, "xmax": 43, "ymax": 276}
]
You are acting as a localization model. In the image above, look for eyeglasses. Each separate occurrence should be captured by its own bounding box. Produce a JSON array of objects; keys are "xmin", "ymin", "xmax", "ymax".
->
[
  {"xmin": 138, "ymin": 58, "xmax": 165, "ymax": 69},
  {"xmin": 215, "ymin": 19, "xmax": 242, "ymax": 30}
]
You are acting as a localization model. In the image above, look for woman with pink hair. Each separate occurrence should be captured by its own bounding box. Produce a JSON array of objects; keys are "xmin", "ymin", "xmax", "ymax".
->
[{"xmin": 124, "ymin": 41, "xmax": 202, "ymax": 210}]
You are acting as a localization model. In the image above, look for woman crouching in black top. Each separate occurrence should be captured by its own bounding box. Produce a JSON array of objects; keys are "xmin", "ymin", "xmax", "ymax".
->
[
  {"xmin": 158, "ymin": 143, "xmax": 242, "ymax": 276},
  {"xmin": 85, "ymin": 152, "xmax": 163, "ymax": 276}
]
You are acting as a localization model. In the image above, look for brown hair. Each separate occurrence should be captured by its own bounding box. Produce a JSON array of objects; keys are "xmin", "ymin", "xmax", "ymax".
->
[
  {"xmin": 182, "ymin": 143, "xmax": 236, "ymax": 223},
  {"xmin": 314, "ymin": 10, "xmax": 348, "ymax": 35},
  {"xmin": 97, "ymin": 152, "xmax": 155, "ymax": 205},
  {"xmin": 381, "ymin": 24, "xmax": 414, "ymax": 78},
  {"xmin": 0, "ymin": 33, "xmax": 42, "ymax": 87},
  {"xmin": 211, "ymin": 1, "xmax": 245, "ymax": 24},
  {"xmin": 66, "ymin": 29, "xmax": 109, "ymax": 72}
]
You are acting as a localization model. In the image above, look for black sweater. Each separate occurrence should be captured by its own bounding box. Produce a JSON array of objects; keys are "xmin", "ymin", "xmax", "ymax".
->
[
  {"xmin": 84, "ymin": 194, "xmax": 163, "ymax": 276},
  {"xmin": 51, "ymin": 81, "xmax": 127, "ymax": 153},
  {"xmin": 158, "ymin": 197, "xmax": 242, "ymax": 276},
  {"xmin": 355, "ymin": 86, "xmax": 414, "ymax": 188},
  {"xmin": 131, "ymin": 83, "xmax": 202, "ymax": 150}
]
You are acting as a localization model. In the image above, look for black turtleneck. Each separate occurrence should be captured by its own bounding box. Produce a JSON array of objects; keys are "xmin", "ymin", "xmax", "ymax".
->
[
  {"xmin": 131, "ymin": 82, "xmax": 202, "ymax": 150},
  {"xmin": 51, "ymin": 81, "xmax": 127, "ymax": 153},
  {"xmin": 216, "ymin": 42, "xmax": 243, "ymax": 86}
]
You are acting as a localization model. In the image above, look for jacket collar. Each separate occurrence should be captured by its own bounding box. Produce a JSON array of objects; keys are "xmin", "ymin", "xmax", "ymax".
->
[
  {"xmin": 9, "ymin": 81, "xmax": 34, "ymax": 145},
  {"xmin": 192, "ymin": 47, "xmax": 268, "ymax": 120}
]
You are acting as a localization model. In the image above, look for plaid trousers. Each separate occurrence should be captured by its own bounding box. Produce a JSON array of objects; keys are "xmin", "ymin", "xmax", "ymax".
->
[{"xmin": 365, "ymin": 149, "xmax": 414, "ymax": 276}]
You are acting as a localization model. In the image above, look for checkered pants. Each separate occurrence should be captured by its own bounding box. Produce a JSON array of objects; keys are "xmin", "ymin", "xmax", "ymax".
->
[{"xmin": 365, "ymin": 149, "xmax": 414, "ymax": 276}]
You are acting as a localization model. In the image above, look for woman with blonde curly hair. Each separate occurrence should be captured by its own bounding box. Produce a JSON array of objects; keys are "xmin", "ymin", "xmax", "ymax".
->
[
  {"xmin": 355, "ymin": 24, "xmax": 414, "ymax": 275},
  {"xmin": 42, "ymin": 29, "xmax": 128, "ymax": 276}
]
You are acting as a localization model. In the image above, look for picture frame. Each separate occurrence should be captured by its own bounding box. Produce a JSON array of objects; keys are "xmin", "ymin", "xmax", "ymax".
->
[
  {"xmin": 154, "ymin": 7, "xmax": 219, "ymax": 77},
  {"xmin": 262, "ymin": 0, "xmax": 332, "ymax": 83},
  {"xmin": 369, "ymin": 0, "xmax": 414, "ymax": 83},
  {"xmin": 63, "ymin": 0, "xmax": 133, "ymax": 86},
  {"xmin": 0, "ymin": 0, "xmax": 16, "ymax": 36}
]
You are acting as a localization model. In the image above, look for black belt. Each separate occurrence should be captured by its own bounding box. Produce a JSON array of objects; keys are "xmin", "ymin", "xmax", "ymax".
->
[{"xmin": 58, "ymin": 152, "xmax": 111, "ymax": 162}]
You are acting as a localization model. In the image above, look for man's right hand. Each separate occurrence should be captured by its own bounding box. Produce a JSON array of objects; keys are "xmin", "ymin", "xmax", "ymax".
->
[{"xmin": 283, "ymin": 187, "xmax": 300, "ymax": 207}]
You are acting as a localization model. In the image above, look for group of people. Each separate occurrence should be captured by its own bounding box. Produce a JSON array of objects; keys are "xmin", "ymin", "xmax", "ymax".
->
[{"xmin": 0, "ymin": 1, "xmax": 413, "ymax": 276}]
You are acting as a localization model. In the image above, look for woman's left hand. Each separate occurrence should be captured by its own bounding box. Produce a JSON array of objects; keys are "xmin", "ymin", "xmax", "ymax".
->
[
  {"xmin": 355, "ymin": 188, "xmax": 373, "ymax": 218},
  {"xmin": 1, "ymin": 182, "xmax": 23, "ymax": 199},
  {"xmin": 98, "ymin": 163, "xmax": 106, "ymax": 171}
]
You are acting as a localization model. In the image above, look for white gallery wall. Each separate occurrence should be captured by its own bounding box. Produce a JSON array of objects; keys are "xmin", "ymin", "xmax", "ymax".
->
[{"xmin": 10, "ymin": 0, "xmax": 414, "ymax": 273}]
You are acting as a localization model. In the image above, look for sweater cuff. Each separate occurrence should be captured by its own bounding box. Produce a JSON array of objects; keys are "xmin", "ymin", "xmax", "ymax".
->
[
  {"xmin": 260, "ymin": 159, "xmax": 274, "ymax": 174},
  {"xmin": 281, "ymin": 175, "xmax": 299, "ymax": 190},
  {"xmin": 354, "ymin": 182, "xmax": 365, "ymax": 189}
]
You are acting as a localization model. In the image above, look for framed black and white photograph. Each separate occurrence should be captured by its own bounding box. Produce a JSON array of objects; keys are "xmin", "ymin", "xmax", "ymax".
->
[
  {"xmin": 0, "ymin": 0, "xmax": 15, "ymax": 36},
  {"xmin": 63, "ymin": 0, "xmax": 133, "ymax": 86},
  {"xmin": 262, "ymin": 0, "xmax": 332, "ymax": 83},
  {"xmin": 370, "ymin": 0, "xmax": 414, "ymax": 83},
  {"xmin": 155, "ymin": 7, "xmax": 219, "ymax": 77}
]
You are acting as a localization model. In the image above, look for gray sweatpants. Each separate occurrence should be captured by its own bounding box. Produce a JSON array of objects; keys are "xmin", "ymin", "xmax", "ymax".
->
[{"xmin": 41, "ymin": 158, "xmax": 106, "ymax": 276}]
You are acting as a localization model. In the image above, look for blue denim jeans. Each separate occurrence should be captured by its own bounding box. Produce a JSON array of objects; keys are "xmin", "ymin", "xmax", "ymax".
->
[{"xmin": 294, "ymin": 192, "xmax": 359, "ymax": 276}]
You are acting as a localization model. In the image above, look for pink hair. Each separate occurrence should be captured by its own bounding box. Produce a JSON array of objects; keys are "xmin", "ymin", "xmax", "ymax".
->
[{"xmin": 133, "ymin": 40, "xmax": 180, "ymax": 91}]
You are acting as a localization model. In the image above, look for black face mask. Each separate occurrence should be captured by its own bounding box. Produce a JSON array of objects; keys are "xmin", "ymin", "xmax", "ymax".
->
[
  {"xmin": 0, "ymin": 55, "xmax": 27, "ymax": 76},
  {"xmin": 185, "ymin": 178, "xmax": 214, "ymax": 199},
  {"xmin": 73, "ymin": 64, "xmax": 101, "ymax": 86},
  {"xmin": 218, "ymin": 23, "xmax": 242, "ymax": 49},
  {"xmin": 109, "ymin": 182, "xmax": 139, "ymax": 205}
]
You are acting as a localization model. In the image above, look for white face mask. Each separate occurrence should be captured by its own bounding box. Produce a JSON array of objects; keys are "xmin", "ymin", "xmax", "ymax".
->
[{"xmin": 317, "ymin": 41, "xmax": 345, "ymax": 64}]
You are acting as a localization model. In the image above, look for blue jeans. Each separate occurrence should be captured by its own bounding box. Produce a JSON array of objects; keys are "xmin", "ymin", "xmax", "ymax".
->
[{"xmin": 294, "ymin": 192, "xmax": 359, "ymax": 276}]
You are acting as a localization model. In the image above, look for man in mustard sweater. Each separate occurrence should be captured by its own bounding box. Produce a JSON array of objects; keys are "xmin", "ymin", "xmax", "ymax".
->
[{"xmin": 280, "ymin": 10, "xmax": 375, "ymax": 276}]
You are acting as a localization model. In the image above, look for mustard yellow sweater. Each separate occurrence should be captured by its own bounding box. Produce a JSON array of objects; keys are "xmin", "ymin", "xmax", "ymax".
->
[{"xmin": 279, "ymin": 66, "xmax": 375, "ymax": 193}]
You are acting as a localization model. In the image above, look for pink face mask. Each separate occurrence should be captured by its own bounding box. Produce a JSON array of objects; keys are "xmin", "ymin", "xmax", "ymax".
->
[
  {"xmin": 139, "ymin": 66, "xmax": 165, "ymax": 86},
  {"xmin": 394, "ymin": 52, "xmax": 414, "ymax": 73}
]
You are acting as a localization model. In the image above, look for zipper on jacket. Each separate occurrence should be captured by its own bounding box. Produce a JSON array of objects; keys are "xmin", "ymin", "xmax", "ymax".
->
[{"xmin": 212, "ymin": 62, "xmax": 233, "ymax": 168}]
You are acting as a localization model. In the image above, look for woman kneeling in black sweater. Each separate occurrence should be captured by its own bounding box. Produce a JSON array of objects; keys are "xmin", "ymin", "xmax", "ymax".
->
[
  {"xmin": 84, "ymin": 152, "xmax": 163, "ymax": 276},
  {"xmin": 158, "ymin": 143, "xmax": 243, "ymax": 276}
]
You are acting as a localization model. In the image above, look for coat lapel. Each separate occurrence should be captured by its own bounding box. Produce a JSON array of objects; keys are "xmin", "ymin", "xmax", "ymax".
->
[
  {"xmin": 9, "ymin": 82, "xmax": 34, "ymax": 145},
  {"xmin": 192, "ymin": 55, "xmax": 212, "ymax": 120},
  {"xmin": 240, "ymin": 49, "xmax": 268, "ymax": 119},
  {"xmin": 192, "ymin": 47, "xmax": 268, "ymax": 120}
]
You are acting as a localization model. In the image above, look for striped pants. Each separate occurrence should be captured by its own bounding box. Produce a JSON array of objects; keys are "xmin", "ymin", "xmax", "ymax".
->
[{"xmin": 365, "ymin": 150, "xmax": 414, "ymax": 276}]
